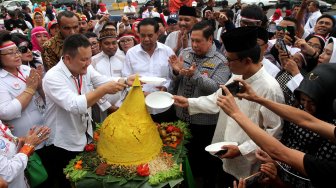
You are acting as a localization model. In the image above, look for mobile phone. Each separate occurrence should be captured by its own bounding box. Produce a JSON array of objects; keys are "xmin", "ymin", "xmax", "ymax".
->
[
  {"xmin": 287, "ymin": 26, "xmax": 296, "ymax": 43},
  {"xmin": 222, "ymin": 81, "xmax": 242, "ymax": 96},
  {"xmin": 276, "ymin": 38, "xmax": 290, "ymax": 58},
  {"xmin": 244, "ymin": 172, "xmax": 264, "ymax": 187},
  {"xmin": 214, "ymin": 148, "xmax": 228, "ymax": 156}
]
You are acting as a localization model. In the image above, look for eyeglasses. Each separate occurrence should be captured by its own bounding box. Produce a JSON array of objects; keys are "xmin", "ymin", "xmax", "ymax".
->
[
  {"xmin": 18, "ymin": 45, "xmax": 32, "ymax": 53},
  {"xmin": 307, "ymin": 42, "xmax": 321, "ymax": 50},
  {"xmin": 0, "ymin": 49, "xmax": 21, "ymax": 56},
  {"xmin": 225, "ymin": 55, "xmax": 241, "ymax": 63},
  {"xmin": 120, "ymin": 38, "xmax": 133, "ymax": 44}
]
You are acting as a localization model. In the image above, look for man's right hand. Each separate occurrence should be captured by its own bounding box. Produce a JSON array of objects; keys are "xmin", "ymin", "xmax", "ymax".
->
[
  {"xmin": 235, "ymin": 79, "xmax": 259, "ymax": 102},
  {"xmin": 103, "ymin": 81, "xmax": 127, "ymax": 94},
  {"xmin": 172, "ymin": 95, "xmax": 189, "ymax": 108},
  {"xmin": 168, "ymin": 55, "xmax": 184, "ymax": 73}
]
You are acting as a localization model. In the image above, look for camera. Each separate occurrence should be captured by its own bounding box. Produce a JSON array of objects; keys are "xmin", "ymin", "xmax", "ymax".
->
[{"xmin": 222, "ymin": 81, "xmax": 242, "ymax": 96}]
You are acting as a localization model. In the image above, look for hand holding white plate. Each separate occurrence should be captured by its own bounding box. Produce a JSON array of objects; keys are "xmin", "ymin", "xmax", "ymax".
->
[
  {"xmin": 205, "ymin": 142, "xmax": 238, "ymax": 155},
  {"xmin": 139, "ymin": 76, "xmax": 167, "ymax": 86},
  {"xmin": 145, "ymin": 91, "xmax": 174, "ymax": 113}
]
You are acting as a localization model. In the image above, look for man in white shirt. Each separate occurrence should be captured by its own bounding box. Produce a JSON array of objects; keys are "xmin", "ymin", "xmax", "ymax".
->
[
  {"xmin": 92, "ymin": 29, "xmax": 123, "ymax": 114},
  {"xmin": 42, "ymin": 34, "xmax": 128, "ymax": 188},
  {"xmin": 123, "ymin": 0, "xmax": 136, "ymax": 16},
  {"xmin": 142, "ymin": 1, "xmax": 160, "ymax": 18},
  {"xmin": 122, "ymin": 18, "xmax": 174, "ymax": 120},
  {"xmin": 257, "ymin": 27, "xmax": 280, "ymax": 77},
  {"xmin": 304, "ymin": 0, "xmax": 322, "ymax": 34},
  {"xmin": 173, "ymin": 27, "xmax": 284, "ymax": 182},
  {"xmin": 165, "ymin": 6, "xmax": 198, "ymax": 55}
]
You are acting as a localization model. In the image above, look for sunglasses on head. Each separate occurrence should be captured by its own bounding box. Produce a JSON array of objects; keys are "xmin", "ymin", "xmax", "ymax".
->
[{"xmin": 18, "ymin": 45, "xmax": 32, "ymax": 53}]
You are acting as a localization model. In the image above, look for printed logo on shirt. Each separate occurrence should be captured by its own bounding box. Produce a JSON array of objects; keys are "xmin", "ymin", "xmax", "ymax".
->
[
  {"xmin": 202, "ymin": 61, "xmax": 215, "ymax": 69},
  {"xmin": 202, "ymin": 71, "xmax": 209, "ymax": 77},
  {"xmin": 12, "ymin": 82, "xmax": 21, "ymax": 90}
]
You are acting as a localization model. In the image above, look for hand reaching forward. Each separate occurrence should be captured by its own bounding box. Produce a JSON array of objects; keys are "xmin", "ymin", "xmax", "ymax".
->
[
  {"xmin": 103, "ymin": 81, "xmax": 127, "ymax": 94},
  {"xmin": 172, "ymin": 95, "xmax": 189, "ymax": 108}
]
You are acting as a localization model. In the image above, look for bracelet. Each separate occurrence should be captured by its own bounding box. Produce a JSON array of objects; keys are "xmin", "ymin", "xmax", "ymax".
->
[
  {"xmin": 24, "ymin": 87, "xmax": 35, "ymax": 95},
  {"xmin": 19, "ymin": 143, "xmax": 35, "ymax": 157}
]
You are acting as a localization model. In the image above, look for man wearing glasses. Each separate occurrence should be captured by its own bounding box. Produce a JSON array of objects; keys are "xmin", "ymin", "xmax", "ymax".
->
[
  {"xmin": 42, "ymin": 11, "xmax": 80, "ymax": 71},
  {"xmin": 173, "ymin": 27, "xmax": 284, "ymax": 185}
]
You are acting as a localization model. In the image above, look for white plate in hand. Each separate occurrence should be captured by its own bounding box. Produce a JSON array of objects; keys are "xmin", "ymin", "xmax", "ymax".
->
[
  {"xmin": 205, "ymin": 142, "xmax": 238, "ymax": 153},
  {"xmin": 145, "ymin": 91, "xmax": 174, "ymax": 111},
  {"xmin": 140, "ymin": 76, "xmax": 166, "ymax": 86}
]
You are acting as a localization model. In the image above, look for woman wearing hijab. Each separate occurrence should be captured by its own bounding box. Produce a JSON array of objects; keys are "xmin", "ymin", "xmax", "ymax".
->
[
  {"xmin": 97, "ymin": 3, "xmax": 109, "ymax": 15},
  {"xmin": 269, "ymin": 8, "xmax": 283, "ymax": 25},
  {"xmin": 318, "ymin": 37, "xmax": 336, "ymax": 64},
  {"xmin": 276, "ymin": 34, "xmax": 325, "ymax": 106},
  {"xmin": 31, "ymin": 26, "xmax": 50, "ymax": 56},
  {"xmin": 218, "ymin": 63, "xmax": 336, "ymax": 188},
  {"xmin": 32, "ymin": 11, "xmax": 45, "ymax": 28}
]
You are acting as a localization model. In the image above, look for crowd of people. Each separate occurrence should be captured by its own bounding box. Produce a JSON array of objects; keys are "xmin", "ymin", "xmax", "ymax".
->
[{"xmin": 0, "ymin": 0, "xmax": 336, "ymax": 188}]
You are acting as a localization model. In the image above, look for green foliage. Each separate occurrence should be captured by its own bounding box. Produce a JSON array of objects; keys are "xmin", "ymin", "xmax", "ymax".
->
[{"xmin": 148, "ymin": 164, "xmax": 182, "ymax": 185}]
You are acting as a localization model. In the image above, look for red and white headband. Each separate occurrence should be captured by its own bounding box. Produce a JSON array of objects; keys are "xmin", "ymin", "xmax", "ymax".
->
[
  {"xmin": 0, "ymin": 41, "xmax": 16, "ymax": 51},
  {"xmin": 118, "ymin": 34, "xmax": 135, "ymax": 41}
]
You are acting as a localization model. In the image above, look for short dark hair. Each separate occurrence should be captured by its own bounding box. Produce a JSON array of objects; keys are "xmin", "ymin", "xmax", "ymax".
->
[
  {"xmin": 236, "ymin": 45, "xmax": 261, "ymax": 64},
  {"xmin": 57, "ymin": 11, "xmax": 76, "ymax": 25},
  {"xmin": 84, "ymin": 32, "xmax": 98, "ymax": 39},
  {"xmin": 137, "ymin": 18, "xmax": 159, "ymax": 33},
  {"xmin": 282, "ymin": 16, "xmax": 298, "ymax": 26},
  {"xmin": 191, "ymin": 20, "xmax": 214, "ymax": 40},
  {"xmin": 308, "ymin": 0, "xmax": 319, "ymax": 9},
  {"xmin": 240, "ymin": 5, "xmax": 264, "ymax": 22},
  {"xmin": 317, "ymin": 14, "xmax": 336, "ymax": 28},
  {"xmin": 0, "ymin": 30, "xmax": 12, "ymax": 68},
  {"xmin": 221, "ymin": 8, "xmax": 234, "ymax": 21},
  {"xmin": 63, "ymin": 34, "xmax": 91, "ymax": 57},
  {"xmin": 102, "ymin": 21, "xmax": 116, "ymax": 30}
]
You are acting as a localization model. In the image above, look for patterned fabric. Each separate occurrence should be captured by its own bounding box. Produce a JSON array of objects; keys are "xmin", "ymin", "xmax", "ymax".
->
[
  {"xmin": 276, "ymin": 70, "xmax": 296, "ymax": 106},
  {"xmin": 172, "ymin": 44, "xmax": 231, "ymax": 125},
  {"xmin": 279, "ymin": 119, "xmax": 336, "ymax": 187},
  {"xmin": 42, "ymin": 32, "xmax": 64, "ymax": 71}
]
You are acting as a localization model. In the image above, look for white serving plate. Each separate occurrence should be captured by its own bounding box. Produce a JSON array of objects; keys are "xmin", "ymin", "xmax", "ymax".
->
[
  {"xmin": 205, "ymin": 141, "xmax": 239, "ymax": 153},
  {"xmin": 139, "ymin": 76, "xmax": 166, "ymax": 86}
]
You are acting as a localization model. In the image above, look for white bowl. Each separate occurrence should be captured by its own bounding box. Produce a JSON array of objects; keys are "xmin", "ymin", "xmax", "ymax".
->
[
  {"xmin": 145, "ymin": 91, "xmax": 174, "ymax": 113},
  {"xmin": 205, "ymin": 142, "xmax": 238, "ymax": 155},
  {"xmin": 140, "ymin": 76, "xmax": 167, "ymax": 86}
]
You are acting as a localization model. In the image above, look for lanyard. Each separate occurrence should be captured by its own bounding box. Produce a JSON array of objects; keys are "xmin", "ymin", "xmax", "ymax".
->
[
  {"xmin": 13, "ymin": 68, "xmax": 27, "ymax": 83},
  {"xmin": 72, "ymin": 75, "xmax": 83, "ymax": 95}
]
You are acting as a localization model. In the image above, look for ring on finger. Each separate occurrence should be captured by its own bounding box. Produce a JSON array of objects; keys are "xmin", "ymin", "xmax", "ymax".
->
[{"xmin": 37, "ymin": 132, "xmax": 43, "ymax": 138}]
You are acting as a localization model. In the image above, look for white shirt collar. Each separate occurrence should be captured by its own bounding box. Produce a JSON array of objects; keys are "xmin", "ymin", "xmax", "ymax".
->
[{"xmin": 59, "ymin": 58, "xmax": 75, "ymax": 79}]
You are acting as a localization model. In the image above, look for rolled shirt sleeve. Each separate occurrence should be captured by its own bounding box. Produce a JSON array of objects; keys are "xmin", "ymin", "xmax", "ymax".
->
[{"xmin": 0, "ymin": 153, "xmax": 28, "ymax": 183}]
